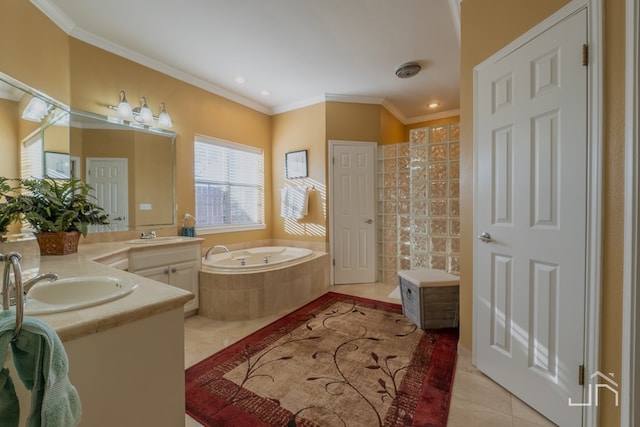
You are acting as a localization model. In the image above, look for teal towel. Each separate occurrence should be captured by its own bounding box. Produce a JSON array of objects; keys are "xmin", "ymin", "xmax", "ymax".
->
[
  {"xmin": 181, "ymin": 226, "xmax": 195, "ymax": 237},
  {"xmin": 0, "ymin": 311, "xmax": 21, "ymax": 427},
  {"xmin": 0, "ymin": 310, "xmax": 82, "ymax": 427},
  {"xmin": 0, "ymin": 368, "xmax": 19, "ymax": 426}
]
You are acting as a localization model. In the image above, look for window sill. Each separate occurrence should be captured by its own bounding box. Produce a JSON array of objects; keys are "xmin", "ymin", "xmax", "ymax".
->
[{"xmin": 196, "ymin": 224, "xmax": 266, "ymax": 235}]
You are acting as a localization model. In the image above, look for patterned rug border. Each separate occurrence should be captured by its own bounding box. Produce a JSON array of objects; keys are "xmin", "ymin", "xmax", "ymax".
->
[{"xmin": 186, "ymin": 291, "xmax": 458, "ymax": 426}]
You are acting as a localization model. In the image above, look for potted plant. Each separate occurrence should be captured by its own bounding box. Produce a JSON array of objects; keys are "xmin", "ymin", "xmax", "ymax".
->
[
  {"xmin": 0, "ymin": 177, "xmax": 20, "ymax": 234},
  {"xmin": 17, "ymin": 177, "xmax": 110, "ymax": 255}
]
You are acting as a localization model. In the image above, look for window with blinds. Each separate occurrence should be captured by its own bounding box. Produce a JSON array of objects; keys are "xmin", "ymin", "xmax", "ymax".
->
[
  {"xmin": 21, "ymin": 134, "xmax": 43, "ymax": 180},
  {"xmin": 194, "ymin": 135, "xmax": 265, "ymax": 233}
]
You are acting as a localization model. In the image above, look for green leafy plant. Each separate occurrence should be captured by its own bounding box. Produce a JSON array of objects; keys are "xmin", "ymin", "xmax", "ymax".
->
[
  {"xmin": 0, "ymin": 177, "xmax": 21, "ymax": 234},
  {"xmin": 18, "ymin": 177, "xmax": 110, "ymax": 237}
]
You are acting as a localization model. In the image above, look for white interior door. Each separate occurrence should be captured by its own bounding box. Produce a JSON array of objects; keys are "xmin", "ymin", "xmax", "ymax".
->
[
  {"xmin": 86, "ymin": 157, "xmax": 128, "ymax": 231},
  {"xmin": 474, "ymin": 10, "xmax": 587, "ymax": 426},
  {"xmin": 330, "ymin": 141, "xmax": 376, "ymax": 284}
]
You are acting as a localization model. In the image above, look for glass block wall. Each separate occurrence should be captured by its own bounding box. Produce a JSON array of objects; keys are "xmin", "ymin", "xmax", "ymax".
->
[{"xmin": 377, "ymin": 122, "xmax": 460, "ymax": 284}]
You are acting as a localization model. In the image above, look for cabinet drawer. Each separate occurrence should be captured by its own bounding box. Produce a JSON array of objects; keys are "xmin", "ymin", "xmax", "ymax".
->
[{"xmin": 128, "ymin": 244, "xmax": 201, "ymax": 271}]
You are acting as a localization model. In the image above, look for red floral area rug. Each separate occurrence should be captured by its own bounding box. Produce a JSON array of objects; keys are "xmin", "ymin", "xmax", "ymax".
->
[{"xmin": 185, "ymin": 291, "xmax": 458, "ymax": 427}]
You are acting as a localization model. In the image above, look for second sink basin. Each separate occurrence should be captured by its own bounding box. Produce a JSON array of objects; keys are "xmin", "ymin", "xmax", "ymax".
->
[{"xmin": 24, "ymin": 276, "xmax": 139, "ymax": 315}]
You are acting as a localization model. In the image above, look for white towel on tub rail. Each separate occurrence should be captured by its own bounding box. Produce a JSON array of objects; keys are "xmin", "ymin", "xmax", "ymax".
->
[{"xmin": 280, "ymin": 187, "xmax": 309, "ymax": 219}]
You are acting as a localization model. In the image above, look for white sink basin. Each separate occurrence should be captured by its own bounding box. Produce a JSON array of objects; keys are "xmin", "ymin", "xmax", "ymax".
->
[
  {"xmin": 24, "ymin": 276, "xmax": 139, "ymax": 315},
  {"xmin": 124, "ymin": 236, "xmax": 190, "ymax": 244}
]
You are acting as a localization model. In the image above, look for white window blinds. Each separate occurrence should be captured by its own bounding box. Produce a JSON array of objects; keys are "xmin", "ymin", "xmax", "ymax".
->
[
  {"xmin": 21, "ymin": 135, "xmax": 43, "ymax": 180},
  {"xmin": 194, "ymin": 136, "xmax": 264, "ymax": 230}
]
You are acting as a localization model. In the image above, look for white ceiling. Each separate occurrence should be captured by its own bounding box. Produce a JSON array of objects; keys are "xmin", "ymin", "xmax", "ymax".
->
[{"xmin": 30, "ymin": 0, "xmax": 460, "ymax": 124}]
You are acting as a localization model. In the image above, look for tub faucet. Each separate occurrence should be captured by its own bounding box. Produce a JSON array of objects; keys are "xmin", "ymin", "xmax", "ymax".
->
[
  {"xmin": 140, "ymin": 231, "xmax": 157, "ymax": 239},
  {"xmin": 204, "ymin": 245, "xmax": 230, "ymax": 260},
  {"xmin": 263, "ymin": 255, "xmax": 271, "ymax": 264},
  {"xmin": 23, "ymin": 272, "xmax": 59, "ymax": 294}
]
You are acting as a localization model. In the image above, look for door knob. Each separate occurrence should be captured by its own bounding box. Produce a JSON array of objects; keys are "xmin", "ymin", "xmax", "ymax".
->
[
  {"xmin": 477, "ymin": 232, "xmax": 492, "ymax": 243},
  {"xmin": 364, "ymin": 219, "xmax": 373, "ymax": 224},
  {"xmin": 113, "ymin": 216, "xmax": 124, "ymax": 221}
]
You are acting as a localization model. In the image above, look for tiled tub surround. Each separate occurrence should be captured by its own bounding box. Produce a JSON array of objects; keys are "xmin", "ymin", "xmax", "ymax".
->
[
  {"xmin": 6, "ymin": 239, "xmax": 199, "ymax": 427},
  {"xmin": 377, "ymin": 123, "xmax": 460, "ymax": 284},
  {"xmin": 199, "ymin": 250, "xmax": 329, "ymax": 320}
]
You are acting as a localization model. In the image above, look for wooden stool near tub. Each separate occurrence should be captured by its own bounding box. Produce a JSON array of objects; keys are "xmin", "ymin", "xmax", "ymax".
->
[{"xmin": 398, "ymin": 269, "xmax": 460, "ymax": 330}]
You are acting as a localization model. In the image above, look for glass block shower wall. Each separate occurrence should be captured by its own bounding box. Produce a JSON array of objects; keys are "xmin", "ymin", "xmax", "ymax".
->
[{"xmin": 377, "ymin": 122, "xmax": 460, "ymax": 284}]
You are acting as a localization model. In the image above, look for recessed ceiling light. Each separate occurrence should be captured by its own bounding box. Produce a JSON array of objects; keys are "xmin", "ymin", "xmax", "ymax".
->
[
  {"xmin": 428, "ymin": 102, "xmax": 439, "ymax": 109},
  {"xmin": 261, "ymin": 90, "xmax": 271, "ymax": 96},
  {"xmin": 234, "ymin": 75, "xmax": 246, "ymax": 84}
]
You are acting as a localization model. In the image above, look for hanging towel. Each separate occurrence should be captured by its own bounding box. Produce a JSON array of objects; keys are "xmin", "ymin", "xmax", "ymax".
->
[
  {"xmin": 280, "ymin": 187, "xmax": 309, "ymax": 219},
  {"xmin": 181, "ymin": 227, "xmax": 195, "ymax": 237},
  {"xmin": 181, "ymin": 214, "xmax": 196, "ymax": 237},
  {"xmin": 0, "ymin": 310, "xmax": 82, "ymax": 427}
]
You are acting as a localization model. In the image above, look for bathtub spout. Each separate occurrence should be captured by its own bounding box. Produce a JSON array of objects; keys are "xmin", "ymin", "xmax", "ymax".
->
[{"xmin": 205, "ymin": 245, "xmax": 230, "ymax": 260}]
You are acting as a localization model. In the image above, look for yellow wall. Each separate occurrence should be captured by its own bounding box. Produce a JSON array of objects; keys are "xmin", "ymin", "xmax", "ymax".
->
[
  {"xmin": 460, "ymin": 0, "xmax": 625, "ymax": 425},
  {"xmin": 134, "ymin": 132, "xmax": 174, "ymax": 226},
  {"xmin": 380, "ymin": 107, "xmax": 405, "ymax": 144},
  {"xmin": 43, "ymin": 124, "xmax": 70, "ymax": 153},
  {"xmin": 272, "ymin": 103, "xmax": 327, "ymax": 242},
  {"xmin": 0, "ymin": 99, "xmax": 18, "ymax": 178},
  {"xmin": 0, "ymin": 0, "xmax": 70, "ymax": 104},
  {"xmin": 326, "ymin": 102, "xmax": 381, "ymax": 142}
]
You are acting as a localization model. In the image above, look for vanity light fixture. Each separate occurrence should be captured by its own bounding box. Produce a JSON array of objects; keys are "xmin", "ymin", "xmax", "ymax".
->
[
  {"xmin": 110, "ymin": 90, "xmax": 173, "ymax": 128},
  {"xmin": 21, "ymin": 96, "xmax": 50, "ymax": 122}
]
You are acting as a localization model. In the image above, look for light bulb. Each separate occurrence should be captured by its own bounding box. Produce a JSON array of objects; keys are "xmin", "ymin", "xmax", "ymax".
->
[
  {"xmin": 138, "ymin": 97, "xmax": 153, "ymax": 124},
  {"xmin": 117, "ymin": 90, "xmax": 133, "ymax": 118},
  {"xmin": 158, "ymin": 102, "xmax": 172, "ymax": 128}
]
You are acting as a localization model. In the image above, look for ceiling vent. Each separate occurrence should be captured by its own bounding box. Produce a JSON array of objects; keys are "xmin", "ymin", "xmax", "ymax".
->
[{"xmin": 395, "ymin": 62, "xmax": 422, "ymax": 79}]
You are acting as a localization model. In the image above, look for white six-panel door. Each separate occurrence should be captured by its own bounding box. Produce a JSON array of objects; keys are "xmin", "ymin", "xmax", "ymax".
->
[
  {"xmin": 330, "ymin": 141, "xmax": 376, "ymax": 284},
  {"xmin": 474, "ymin": 9, "xmax": 587, "ymax": 426},
  {"xmin": 86, "ymin": 157, "xmax": 128, "ymax": 231}
]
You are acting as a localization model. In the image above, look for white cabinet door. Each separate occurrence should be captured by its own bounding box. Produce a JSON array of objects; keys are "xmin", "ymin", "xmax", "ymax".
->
[
  {"xmin": 170, "ymin": 260, "xmax": 199, "ymax": 312},
  {"xmin": 128, "ymin": 243, "xmax": 201, "ymax": 314},
  {"xmin": 134, "ymin": 265, "xmax": 170, "ymax": 285}
]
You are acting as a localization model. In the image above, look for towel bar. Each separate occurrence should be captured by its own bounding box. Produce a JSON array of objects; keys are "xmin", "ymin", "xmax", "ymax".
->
[{"xmin": 1, "ymin": 251, "xmax": 24, "ymax": 340}]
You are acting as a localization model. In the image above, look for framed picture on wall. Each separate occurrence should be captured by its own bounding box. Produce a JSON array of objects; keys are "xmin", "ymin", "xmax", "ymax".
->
[
  {"xmin": 44, "ymin": 151, "xmax": 71, "ymax": 178},
  {"xmin": 285, "ymin": 149, "xmax": 308, "ymax": 179}
]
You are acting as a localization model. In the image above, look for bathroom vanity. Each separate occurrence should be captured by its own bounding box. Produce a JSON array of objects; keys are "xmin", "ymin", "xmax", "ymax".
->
[{"xmin": 6, "ymin": 237, "xmax": 203, "ymax": 427}]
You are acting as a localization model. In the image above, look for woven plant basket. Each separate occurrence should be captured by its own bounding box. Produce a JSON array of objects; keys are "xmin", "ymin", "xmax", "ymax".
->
[{"xmin": 34, "ymin": 231, "xmax": 81, "ymax": 255}]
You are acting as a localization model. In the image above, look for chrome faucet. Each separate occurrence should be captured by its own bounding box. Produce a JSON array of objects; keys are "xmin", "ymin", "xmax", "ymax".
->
[
  {"xmin": 263, "ymin": 255, "xmax": 271, "ymax": 264},
  {"xmin": 140, "ymin": 231, "xmax": 157, "ymax": 239},
  {"xmin": 1, "ymin": 252, "xmax": 23, "ymax": 311},
  {"xmin": 204, "ymin": 245, "xmax": 230, "ymax": 260},
  {"xmin": 22, "ymin": 272, "xmax": 59, "ymax": 294}
]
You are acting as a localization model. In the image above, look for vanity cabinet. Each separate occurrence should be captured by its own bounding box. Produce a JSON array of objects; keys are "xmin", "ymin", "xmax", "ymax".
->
[{"xmin": 128, "ymin": 243, "xmax": 201, "ymax": 314}]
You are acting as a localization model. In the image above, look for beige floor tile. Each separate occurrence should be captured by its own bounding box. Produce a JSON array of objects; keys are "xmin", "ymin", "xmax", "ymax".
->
[
  {"xmin": 447, "ymin": 403, "xmax": 513, "ymax": 427},
  {"xmin": 450, "ymin": 368, "xmax": 514, "ymax": 416},
  {"xmin": 511, "ymin": 397, "xmax": 556, "ymax": 426}
]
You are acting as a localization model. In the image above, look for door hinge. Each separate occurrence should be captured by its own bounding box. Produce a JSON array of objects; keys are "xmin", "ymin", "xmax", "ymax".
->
[
  {"xmin": 332, "ymin": 259, "xmax": 335, "ymax": 266},
  {"xmin": 582, "ymin": 44, "xmax": 588, "ymax": 67},
  {"xmin": 578, "ymin": 364, "xmax": 585, "ymax": 386}
]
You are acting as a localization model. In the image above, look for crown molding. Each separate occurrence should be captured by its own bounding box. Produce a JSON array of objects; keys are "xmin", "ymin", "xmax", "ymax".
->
[{"xmin": 405, "ymin": 109, "xmax": 461, "ymax": 124}]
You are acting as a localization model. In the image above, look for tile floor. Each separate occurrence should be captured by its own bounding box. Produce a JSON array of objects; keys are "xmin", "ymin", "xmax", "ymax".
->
[{"xmin": 184, "ymin": 282, "xmax": 556, "ymax": 426}]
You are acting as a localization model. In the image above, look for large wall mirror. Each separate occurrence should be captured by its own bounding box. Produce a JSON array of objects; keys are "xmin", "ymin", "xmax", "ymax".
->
[{"xmin": 0, "ymin": 72, "xmax": 177, "ymax": 233}]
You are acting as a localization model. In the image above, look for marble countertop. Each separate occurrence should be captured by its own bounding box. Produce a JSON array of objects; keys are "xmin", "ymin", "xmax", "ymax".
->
[{"xmin": 24, "ymin": 237, "xmax": 204, "ymax": 342}]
